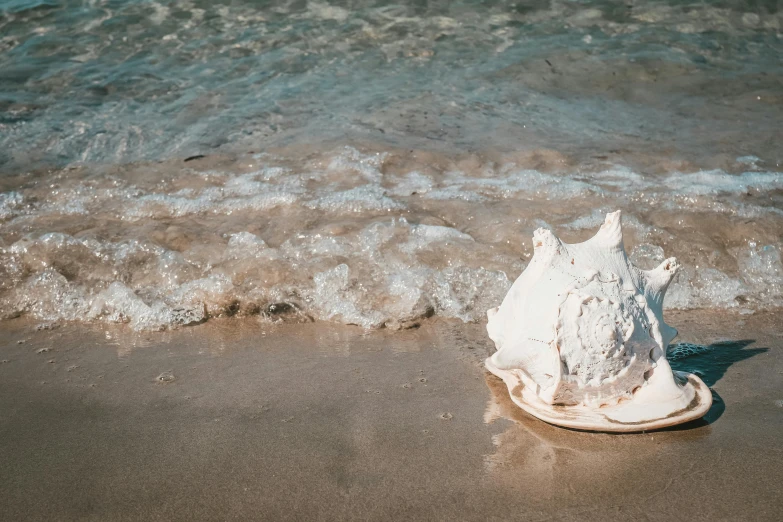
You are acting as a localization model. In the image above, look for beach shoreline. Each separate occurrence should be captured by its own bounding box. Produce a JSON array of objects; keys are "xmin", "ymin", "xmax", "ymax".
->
[
  {"xmin": 3, "ymin": 1, "xmax": 782, "ymax": 518},
  {"xmin": 1, "ymin": 310, "xmax": 781, "ymax": 521}
]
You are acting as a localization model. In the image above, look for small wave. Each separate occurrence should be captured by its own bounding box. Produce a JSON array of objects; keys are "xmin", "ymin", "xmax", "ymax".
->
[{"xmin": 0, "ymin": 146, "xmax": 781, "ymax": 330}]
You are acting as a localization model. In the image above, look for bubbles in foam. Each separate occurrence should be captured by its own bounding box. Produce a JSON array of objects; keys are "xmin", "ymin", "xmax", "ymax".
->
[
  {"xmin": 301, "ymin": 221, "xmax": 510, "ymax": 329},
  {"xmin": 737, "ymin": 243, "xmax": 783, "ymax": 306},
  {"xmin": 0, "ymin": 192, "xmax": 23, "ymax": 220},
  {"xmin": 423, "ymin": 168, "xmax": 602, "ymax": 202},
  {"xmin": 90, "ymin": 282, "xmax": 173, "ymax": 331},
  {"xmin": 0, "ymin": 147, "xmax": 781, "ymax": 330},
  {"xmin": 227, "ymin": 232, "xmax": 270, "ymax": 257},
  {"xmin": 327, "ymin": 147, "xmax": 388, "ymax": 183},
  {"xmin": 664, "ymin": 170, "xmax": 783, "ymax": 196},
  {"xmin": 311, "ymin": 264, "xmax": 386, "ymax": 328},
  {"xmin": 5, "ymin": 269, "xmax": 91, "ymax": 323},
  {"xmin": 388, "ymin": 171, "xmax": 434, "ymax": 197},
  {"xmin": 305, "ymin": 185, "xmax": 404, "ymax": 213}
]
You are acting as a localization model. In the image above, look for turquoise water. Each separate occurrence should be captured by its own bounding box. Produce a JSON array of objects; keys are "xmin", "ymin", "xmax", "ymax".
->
[
  {"xmin": 2, "ymin": 0, "xmax": 781, "ymax": 169},
  {"xmin": 0, "ymin": 1, "xmax": 781, "ymax": 329}
]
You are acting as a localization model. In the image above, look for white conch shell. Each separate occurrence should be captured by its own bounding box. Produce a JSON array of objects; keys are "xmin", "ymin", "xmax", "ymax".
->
[{"xmin": 485, "ymin": 211, "xmax": 712, "ymax": 432}]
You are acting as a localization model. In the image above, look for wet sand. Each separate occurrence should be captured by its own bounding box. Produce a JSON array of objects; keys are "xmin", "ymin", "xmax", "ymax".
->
[{"xmin": 1, "ymin": 311, "xmax": 781, "ymax": 521}]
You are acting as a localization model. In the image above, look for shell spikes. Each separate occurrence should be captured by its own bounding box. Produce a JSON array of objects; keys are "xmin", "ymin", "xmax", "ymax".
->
[
  {"xmin": 484, "ymin": 210, "xmax": 711, "ymax": 432},
  {"xmin": 643, "ymin": 257, "xmax": 680, "ymax": 305},
  {"xmin": 591, "ymin": 209, "xmax": 625, "ymax": 250}
]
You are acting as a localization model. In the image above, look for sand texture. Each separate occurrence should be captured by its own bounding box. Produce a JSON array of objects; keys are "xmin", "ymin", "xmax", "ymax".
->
[{"xmin": 1, "ymin": 311, "xmax": 781, "ymax": 521}]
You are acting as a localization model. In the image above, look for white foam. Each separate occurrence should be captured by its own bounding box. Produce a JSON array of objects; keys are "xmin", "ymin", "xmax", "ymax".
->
[
  {"xmin": 227, "ymin": 232, "xmax": 271, "ymax": 258},
  {"xmin": 89, "ymin": 281, "xmax": 206, "ymax": 330},
  {"xmin": 305, "ymin": 185, "xmax": 404, "ymax": 212},
  {"xmin": 388, "ymin": 171, "xmax": 434, "ymax": 197},
  {"xmin": 664, "ymin": 170, "xmax": 783, "ymax": 196},
  {"xmin": 424, "ymin": 168, "xmax": 602, "ymax": 202},
  {"xmin": 737, "ymin": 242, "xmax": 783, "ymax": 306},
  {"xmin": 0, "ymin": 192, "xmax": 23, "ymax": 220},
  {"xmin": 1, "ymin": 150, "xmax": 782, "ymax": 330},
  {"xmin": 328, "ymin": 147, "xmax": 388, "ymax": 183}
]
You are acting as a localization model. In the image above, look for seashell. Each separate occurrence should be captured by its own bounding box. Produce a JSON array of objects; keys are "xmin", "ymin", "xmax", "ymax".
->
[{"xmin": 485, "ymin": 210, "xmax": 711, "ymax": 432}]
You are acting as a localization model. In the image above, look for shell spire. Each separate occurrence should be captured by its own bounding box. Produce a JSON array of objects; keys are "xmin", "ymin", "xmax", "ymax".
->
[{"xmin": 591, "ymin": 210, "xmax": 624, "ymax": 250}]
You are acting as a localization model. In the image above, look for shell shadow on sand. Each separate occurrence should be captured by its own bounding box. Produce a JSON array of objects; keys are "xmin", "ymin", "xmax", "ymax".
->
[{"xmin": 665, "ymin": 339, "xmax": 768, "ymax": 428}]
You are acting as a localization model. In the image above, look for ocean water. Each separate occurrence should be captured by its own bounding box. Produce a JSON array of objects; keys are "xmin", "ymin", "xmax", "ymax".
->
[{"xmin": 1, "ymin": 0, "xmax": 781, "ymax": 329}]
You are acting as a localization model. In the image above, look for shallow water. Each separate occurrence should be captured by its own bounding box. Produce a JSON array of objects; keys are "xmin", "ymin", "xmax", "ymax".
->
[{"xmin": 0, "ymin": 1, "xmax": 781, "ymax": 329}]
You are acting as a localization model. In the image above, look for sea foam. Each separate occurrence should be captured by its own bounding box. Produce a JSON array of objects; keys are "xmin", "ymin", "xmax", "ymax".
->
[{"xmin": 0, "ymin": 146, "xmax": 780, "ymax": 329}]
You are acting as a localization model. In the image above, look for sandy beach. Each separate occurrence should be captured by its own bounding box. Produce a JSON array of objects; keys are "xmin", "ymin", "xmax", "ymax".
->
[
  {"xmin": 2, "ymin": 1, "xmax": 782, "ymax": 519},
  {"xmin": 1, "ymin": 311, "xmax": 781, "ymax": 521}
]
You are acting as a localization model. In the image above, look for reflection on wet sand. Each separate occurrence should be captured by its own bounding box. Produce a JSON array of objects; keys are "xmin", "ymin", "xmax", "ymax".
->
[
  {"xmin": 481, "ymin": 370, "xmax": 710, "ymax": 492},
  {"xmin": 99, "ymin": 316, "xmax": 447, "ymax": 359}
]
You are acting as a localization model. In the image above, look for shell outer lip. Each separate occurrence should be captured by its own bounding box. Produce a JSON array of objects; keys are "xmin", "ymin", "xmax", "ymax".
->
[{"xmin": 485, "ymin": 357, "xmax": 713, "ymax": 433}]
